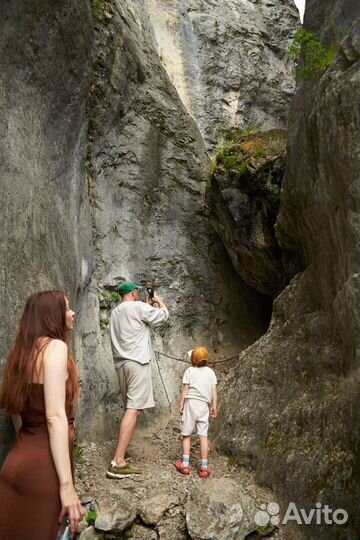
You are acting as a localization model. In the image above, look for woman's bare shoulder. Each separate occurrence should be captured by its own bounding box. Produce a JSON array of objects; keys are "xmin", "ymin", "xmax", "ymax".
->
[
  {"xmin": 35, "ymin": 339, "xmax": 68, "ymax": 382},
  {"xmin": 42, "ymin": 338, "xmax": 68, "ymax": 357}
]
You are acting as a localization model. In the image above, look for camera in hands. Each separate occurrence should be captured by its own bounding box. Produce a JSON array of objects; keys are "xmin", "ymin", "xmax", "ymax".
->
[{"xmin": 147, "ymin": 287, "xmax": 154, "ymax": 299}]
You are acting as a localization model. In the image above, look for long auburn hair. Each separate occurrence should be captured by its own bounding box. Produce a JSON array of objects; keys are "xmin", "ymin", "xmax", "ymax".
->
[{"xmin": 0, "ymin": 290, "xmax": 79, "ymax": 414}]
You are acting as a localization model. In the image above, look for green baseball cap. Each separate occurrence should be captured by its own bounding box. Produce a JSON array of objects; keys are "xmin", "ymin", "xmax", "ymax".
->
[{"xmin": 117, "ymin": 280, "xmax": 143, "ymax": 296}]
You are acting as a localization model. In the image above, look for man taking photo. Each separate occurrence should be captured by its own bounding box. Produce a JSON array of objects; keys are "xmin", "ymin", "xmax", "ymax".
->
[{"xmin": 107, "ymin": 280, "xmax": 169, "ymax": 478}]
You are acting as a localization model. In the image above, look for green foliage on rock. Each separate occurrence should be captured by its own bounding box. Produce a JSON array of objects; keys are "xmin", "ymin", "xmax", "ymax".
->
[
  {"xmin": 226, "ymin": 454, "xmax": 237, "ymax": 467},
  {"xmin": 85, "ymin": 511, "xmax": 97, "ymax": 526},
  {"xmin": 74, "ymin": 444, "xmax": 85, "ymax": 464},
  {"xmin": 99, "ymin": 318, "xmax": 110, "ymax": 331},
  {"xmin": 209, "ymin": 127, "xmax": 286, "ymax": 179},
  {"xmin": 288, "ymin": 28, "xmax": 338, "ymax": 79},
  {"xmin": 91, "ymin": 0, "xmax": 105, "ymax": 20},
  {"xmin": 99, "ymin": 290, "xmax": 120, "ymax": 332},
  {"xmin": 253, "ymin": 148, "xmax": 267, "ymax": 159},
  {"xmin": 100, "ymin": 290, "xmax": 120, "ymax": 307}
]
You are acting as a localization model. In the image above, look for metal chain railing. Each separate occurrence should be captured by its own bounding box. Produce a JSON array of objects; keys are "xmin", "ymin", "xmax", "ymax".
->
[
  {"xmin": 153, "ymin": 350, "xmax": 242, "ymax": 408},
  {"xmin": 154, "ymin": 350, "xmax": 240, "ymax": 366}
]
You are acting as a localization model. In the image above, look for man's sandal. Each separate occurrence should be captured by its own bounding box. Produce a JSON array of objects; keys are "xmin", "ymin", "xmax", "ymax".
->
[
  {"xmin": 198, "ymin": 467, "xmax": 212, "ymax": 478},
  {"xmin": 175, "ymin": 459, "xmax": 191, "ymax": 475}
]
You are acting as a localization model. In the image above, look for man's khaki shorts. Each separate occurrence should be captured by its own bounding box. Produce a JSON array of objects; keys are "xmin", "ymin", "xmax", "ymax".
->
[
  {"xmin": 181, "ymin": 398, "xmax": 209, "ymax": 437},
  {"xmin": 116, "ymin": 361, "xmax": 155, "ymax": 410}
]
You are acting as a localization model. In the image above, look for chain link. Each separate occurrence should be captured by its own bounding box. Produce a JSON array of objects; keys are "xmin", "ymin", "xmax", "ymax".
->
[{"xmin": 154, "ymin": 350, "xmax": 240, "ymax": 365}]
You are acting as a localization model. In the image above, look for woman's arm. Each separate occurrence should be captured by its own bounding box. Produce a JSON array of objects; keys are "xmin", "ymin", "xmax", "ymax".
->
[
  {"xmin": 179, "ymin": 384, "xmax": 189, "ymax": 414},
  {"xmin": 43, "ymin": 339, "xmax": 84, "ymax": 535}
]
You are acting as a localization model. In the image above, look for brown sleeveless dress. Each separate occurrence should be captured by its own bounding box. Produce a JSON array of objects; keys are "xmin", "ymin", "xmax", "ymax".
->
[{"xmin": 0, "ymin": 384, "xmax": 75, "ymax": 540}]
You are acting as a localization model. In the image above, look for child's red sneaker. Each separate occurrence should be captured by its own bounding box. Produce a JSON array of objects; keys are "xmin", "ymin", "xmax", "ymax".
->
[
  {"xmin": 175, "ymin": 459, "xmax": 191, "ymax": 475},
  {"xmin": 198, "ymin": 466, "xmax": 212, "ymax": 478}
]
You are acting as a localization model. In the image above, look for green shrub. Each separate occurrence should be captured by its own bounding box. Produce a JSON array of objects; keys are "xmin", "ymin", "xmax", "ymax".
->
[{"xmin": 288, "ymin": 27, "xmax": 338, "ymax": 79}]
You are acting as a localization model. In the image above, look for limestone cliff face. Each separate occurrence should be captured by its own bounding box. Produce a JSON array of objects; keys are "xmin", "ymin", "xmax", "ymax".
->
[
  {"xmin": 77, "ymin": 0, "xmax": 273, "ymax": 440},
  {"xmin": 0, "ymin": 0, "xmax": 93, "ymax": 460},
  {"xmin": 214, "ymin": 4, "xmax": 360, "ymax": 539},
  {"xmin": 145, "ymin": 0, "xmax": 298, "ymax": 148},
  {"xmin": 0, "ymin": 0, "xmax": 297, "ymax": 450}
]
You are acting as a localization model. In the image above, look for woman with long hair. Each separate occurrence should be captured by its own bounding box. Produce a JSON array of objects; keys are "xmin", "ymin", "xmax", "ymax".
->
[{"xmin": 0, "ymin": 290, "xmax": 85, "ymax": 540}]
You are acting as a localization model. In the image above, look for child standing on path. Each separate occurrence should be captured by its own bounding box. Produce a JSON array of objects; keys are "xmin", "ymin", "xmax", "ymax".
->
[{"xmin": 176, "ymin": 347, "xmax": 217, "ymax": 478}]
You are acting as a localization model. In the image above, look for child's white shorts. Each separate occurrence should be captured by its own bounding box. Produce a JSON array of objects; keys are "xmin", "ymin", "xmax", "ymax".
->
[{"xmin": 181, "ymin": 398, "xmax": 209, "ymax": 437}]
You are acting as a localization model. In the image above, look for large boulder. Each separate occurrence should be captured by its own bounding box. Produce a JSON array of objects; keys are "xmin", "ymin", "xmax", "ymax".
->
[{"xmin": 185, "ymin": 478, "xmax": 256, "ymax": 540}]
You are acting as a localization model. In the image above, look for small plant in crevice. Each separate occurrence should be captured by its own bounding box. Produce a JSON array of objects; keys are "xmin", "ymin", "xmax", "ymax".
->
[
  {"xmin": 100, "ymin": 318, "xmax": 110, "ymax": 331},
  {"xmin": 226, "ymin": 454, "xmax": 237, "ymax": 467},
  {"xmin": 214, "ymin": 142, "xmax": 235, "ymax": 165},
  {"xmin": 223, "ymin": 155, "xmax": 238, "ymax": 168},
  {"xmin": 253, "ymin": 148, "xmax": 267, "ymax": 159},
  {"xmin": 219, "ymin": 125, "xmax": 258, "ymax": 143},
  {"xmin": 74, "ymin": 444, "xmax": 85, "ymax": 464},
  {"xmin": 288, "ymin": 27, "xmax": 338, "ymax": 79},
  {"xmin": 85, "ymin": 511, "xmax": 98, "ymax": 526},
  {"xmin": 100, "ymin": 290, "xmax": 120, "ymax": 308},
  {"xmin": 245, "ymin": 524, "xmax": 276, "ymax": 539},
  {"xmin": 91, "ymin": 0, "xmax": 105, "ymax": 20},
  {"xmin": 258, "ymin": 524, "xmax": 274, "ymax": 535},
  {"xmin": 238, "ymin": 161, "xmax": 248, "ymax": 176},
  {"xmin": 110, "ymin": 32, "xmax": 124, "ymax": 56}
]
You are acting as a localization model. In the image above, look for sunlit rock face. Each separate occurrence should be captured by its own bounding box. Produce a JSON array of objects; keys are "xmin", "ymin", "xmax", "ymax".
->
[
  {"xmin": 145, "ymin": 0, "xmax": 298, "ymax": 148},
  {"xmin": 214, "ymin": 4, "xmax": 360, "ymax": 539}
]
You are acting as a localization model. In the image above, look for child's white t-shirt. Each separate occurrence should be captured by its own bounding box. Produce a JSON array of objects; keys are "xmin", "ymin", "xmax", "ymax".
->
[{"xmin": 182, "ymin": 366, "xmax": 217, "ymax": 404}]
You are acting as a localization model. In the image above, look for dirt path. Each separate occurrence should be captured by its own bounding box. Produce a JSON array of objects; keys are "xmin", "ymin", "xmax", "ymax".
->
[{"xmin": 75, "ymin": 414, "xmax": 291, "ymax": 540}]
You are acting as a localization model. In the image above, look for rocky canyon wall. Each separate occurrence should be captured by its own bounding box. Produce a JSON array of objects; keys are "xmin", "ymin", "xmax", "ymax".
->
[
  {"xmin": 77, "ymin": 0, "xmax": 280, "ymax": 440},
  {"xmin": 0, "ymin": 0, "xmax": 93, "ymax": 461},
  {"xmin": 0, "ymin": 0, "xmax": 298, "ymax": 453},
  {"xmin": 214, "ymin": 2, "xmax": 360, "ymax": 539},
  {"xmin": 145, "ymin": 0, "xmax": 298, "ymax": 148}
]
